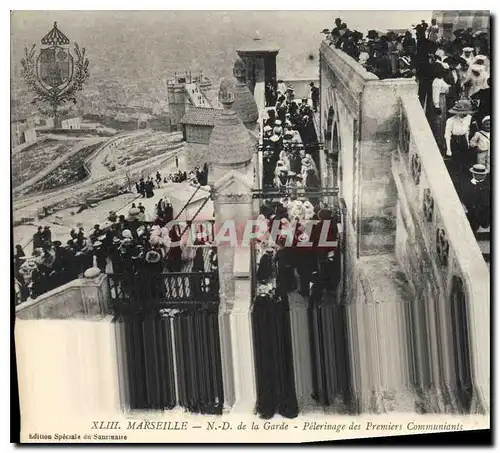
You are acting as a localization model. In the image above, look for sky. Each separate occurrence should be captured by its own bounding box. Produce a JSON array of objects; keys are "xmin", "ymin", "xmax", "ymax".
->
[{"xmin": 11, "ymin": 11, "xmax": 433, "ymax": 84}]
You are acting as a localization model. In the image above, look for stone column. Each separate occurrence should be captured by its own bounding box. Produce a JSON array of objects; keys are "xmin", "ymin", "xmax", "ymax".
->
[
  {"xmin": 230, "ymin": 247, "xmax": 257, "ymax": 412},
  {"xmin": 81, "ymin": 265, "xmax": 109, "ymax": 317},
  {"xmin": 212, "ymin": 171, "xmax": 256, "ymax": 412}
]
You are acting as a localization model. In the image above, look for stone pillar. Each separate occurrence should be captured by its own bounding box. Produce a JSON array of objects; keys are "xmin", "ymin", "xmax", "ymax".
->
[
  {"xmin": 230, "ymin": 247, "xmax": 257, "ymax": 412},
  {"xmin": 288, "ymin": 294, "xmax": 314, "ymax": 410},
  {"xmin": 212, "ymin": 170, "xmax": 256, "ymax": 411},
  {"xmin": 81, "ymin": 266, "xmax": 109, "ymax": 317}
]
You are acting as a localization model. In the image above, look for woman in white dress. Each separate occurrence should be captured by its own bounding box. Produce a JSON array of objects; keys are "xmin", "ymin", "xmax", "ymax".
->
[{"xmin": 431, "ymin": 66, "xmax": 450, "ymax": 154}]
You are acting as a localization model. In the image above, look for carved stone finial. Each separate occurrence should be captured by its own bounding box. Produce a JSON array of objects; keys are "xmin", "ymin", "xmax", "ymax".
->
[
  {"xmin": 233, "ymin": 58, "xmax": 246, "ymax": 83},
  {"xmin": 84, "ymin": 267, "xmax": 101, "ymax": 279},
  {"xmin": 218, "ymin": 77, "xmax": 235, "ymax": 108}
]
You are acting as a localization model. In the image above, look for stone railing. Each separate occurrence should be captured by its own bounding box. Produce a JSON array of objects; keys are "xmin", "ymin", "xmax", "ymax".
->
[
  {"xmin": 15, "ymin": 269, "xmax": 109, "ymax": 320},
  {"xmin": 393, "ymin": 94, "xmax": 490, "ymax": 412}
]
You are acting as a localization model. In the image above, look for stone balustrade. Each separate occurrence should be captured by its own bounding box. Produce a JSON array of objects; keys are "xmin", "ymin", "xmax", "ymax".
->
[{"xmin": 15, "ymin": 268, "xmax": 109, "ymax": 320}]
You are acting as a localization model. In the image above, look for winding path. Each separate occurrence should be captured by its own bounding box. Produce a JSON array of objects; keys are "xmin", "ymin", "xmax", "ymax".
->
[{"xmin": 13, "ymin": 130, "xmax": 184, "ymax": 220}]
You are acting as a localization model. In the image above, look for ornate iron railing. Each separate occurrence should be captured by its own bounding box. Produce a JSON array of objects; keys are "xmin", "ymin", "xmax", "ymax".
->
[{"xmin": 108, "ymin": 271, "xmax": 220, "ymax": 315}]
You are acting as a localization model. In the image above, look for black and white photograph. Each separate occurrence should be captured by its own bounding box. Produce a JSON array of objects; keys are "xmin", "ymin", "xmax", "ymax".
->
[{"xmin": 10, "ymin": 9, "xmax": 491, "ymax": 443}]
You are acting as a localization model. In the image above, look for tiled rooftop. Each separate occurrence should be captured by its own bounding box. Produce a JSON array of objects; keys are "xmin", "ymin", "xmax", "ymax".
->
[{"xmin": 180, "ymin": 107, "xmax": 223, "ymax": 127}]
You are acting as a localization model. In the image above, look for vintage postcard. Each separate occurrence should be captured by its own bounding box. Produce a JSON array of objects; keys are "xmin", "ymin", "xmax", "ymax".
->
[{"xmin": 11, "ymin": 10, "xmax": 491, "ymax": 444}]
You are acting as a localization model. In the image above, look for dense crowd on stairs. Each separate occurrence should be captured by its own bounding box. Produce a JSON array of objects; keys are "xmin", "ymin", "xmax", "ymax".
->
[
  {"xmin": 254, "ymin": 103, "xmax": 344, "ymax": 418},
  {"xmin": 261, "ymin": 87, "xmax": 320, "ymax": 192},
  {"xmin": 256, "ymin": 81, "xmax": 341, "ymax": 303}
]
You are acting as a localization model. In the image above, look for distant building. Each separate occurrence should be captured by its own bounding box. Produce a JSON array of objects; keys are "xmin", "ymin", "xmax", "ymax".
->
[
  {"xmin": 432, "ymin": 10, "xmax": 490, "ymax": 39},
  {"xmin": 137, "ymin": 113, "xmax": 149, "ymax": 129},
  {"xmin": 11, "ymin": 117, "xmax": 37, "ymax": 147},
  {"xmin": 167, "ymin": 72, "xmax": 214, "ymax": 131},
  {"xmin": 38, "ymin": 117, "xmax": 55, "ymax": 128},
  {"xmin": 179, "ymin": 107, "xmax": 222, "ymax": 144},
  {"xmin": 59, "ymin": 114, "xmax": 81, "ymax": 130},
  {"xmin": 115, "ymin": 112, "xmax": 130, "ymax": 122}
]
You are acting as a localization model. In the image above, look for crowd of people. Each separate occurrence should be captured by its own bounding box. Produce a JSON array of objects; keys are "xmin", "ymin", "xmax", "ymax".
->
[
  {"xmin": 322, "ymin": 17, "xmax": 490, "ymax": 82},
  {"xmin": 254, "ymin": 199, "xmax": 341, "ymax": 301},
  {"xmin": 324, "ymin": 17, "xmax": 491, "ymax": 235},
  {"xmin": 14, "ymin": 173, "xmax": 216, "ymax": 305},
  {"xmin": 133, "ymin": 164, "xmax": 209, "ymax": 199},
  {"xmin": 256, "ymin": 83, "xmax": 341, "ymax": 304},
  {"xmin": 261, "ymin": 92, "xmax": 320, "ymax": 195}
]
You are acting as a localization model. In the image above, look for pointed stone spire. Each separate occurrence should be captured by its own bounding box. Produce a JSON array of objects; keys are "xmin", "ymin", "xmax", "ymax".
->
[
  {"xmin": 231, "ymin": 58, "xmax": 259, "ymax": 129},
  {"xmin": 208, "ymin": 78, "xmax": 254, "ymax": 169}
]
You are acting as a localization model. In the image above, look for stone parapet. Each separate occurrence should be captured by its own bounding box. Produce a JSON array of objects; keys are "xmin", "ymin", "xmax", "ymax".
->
[{"xmin": 16, "ymin": 271, "xmax": 109, "ymax": 320}]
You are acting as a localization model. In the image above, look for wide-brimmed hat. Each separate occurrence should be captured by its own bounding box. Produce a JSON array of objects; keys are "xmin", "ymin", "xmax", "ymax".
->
[
  {"xmin": 112, "ymin": 237, "xmax": 121, "ymax": 244},
  {"xmin": 93, "ymin": 241, "xmax": 103, "ymax": 248},
  {"xmin": 52, "ymin": 240, "xmax": 62, "ymax": 247},
  {"xmin": 470, "ymin": 164, "xmax": 487, "ymax": 175},
  {"xmin": 145, "ymin": 250, "xmax": 161, "ymax": 264},
  {"xmin": 263, "ymin": 125, "xmax": 272, "ymax": 132},
  {"xmin": 449, "ymin": 100, "xmax": 475, "ymax": 115},
  {"xmin": 462, "ymin": 47, "xmax": 474, "ymax": 52},
  {"xmin": 274, "ymin": 120, "xmax": 282, "ymax": 126},
  {"xmin": 288, "ymin": 171, "xmax": 297, "ymax": 177},
  {"xmin": 265, "ymin": 247, "xmax": 274, "ymax": 254},
  {"xmin": 270, "ymin": 135, "xmax": 280, "ymax": 143},
  {"xmin": 482, "ymin": 116, "xmax": 491, "ymax": 124},
  {"xmin": 122, "ymin": 229, "xmax": 132, "ymax": 239},
  {"xmin": 321, "ymin": 28, "xmax": 330, "ymax": 34},
  {"xmin": 128, "ymin": 207, "xmax": 140, "ymax": 216}
]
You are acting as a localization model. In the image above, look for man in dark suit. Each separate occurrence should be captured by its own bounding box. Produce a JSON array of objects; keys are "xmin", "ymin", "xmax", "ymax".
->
[
  {"xmin": 310, "ymin": 82, "xmax": 319, "ymax": 113},
  {"xmin": 461, "ymin": 164, "xmax": 491, "ymax": 233},
  {"xmin": 32, "ymin": 226, "xmax": 44, "ymax": 252}
]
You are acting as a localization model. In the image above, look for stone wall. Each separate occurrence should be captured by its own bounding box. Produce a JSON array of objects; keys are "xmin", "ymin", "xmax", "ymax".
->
[
  {"xmin": 320, "ymin": 41, "xmax": 490, "ymax": 412},
  {"xmin": 319, "ymin": 42, "xmax": 419, "ymax": 256},
  {"xmin": 16, "ymin": 273, "xmax": 109, "ymax": 320},
  {"xmin": 392, "ymin": 95, "xmax": 490, "ymax": 412},
  {"xmin": 186, "ymin": 124, "xmax": 213, "ymax": 145},
  {"xmin": 15, "ymin": 318, "xmax": 122, "ymax": 419}
]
